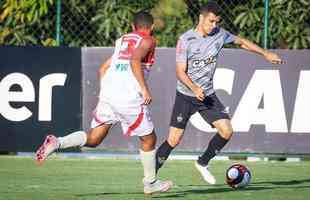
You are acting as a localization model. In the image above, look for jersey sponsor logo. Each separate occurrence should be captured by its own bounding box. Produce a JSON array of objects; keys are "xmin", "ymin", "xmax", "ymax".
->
[
  {"xmin": 115, "ymin": 63, "xmax": 129, "ymax": 71},
  {"xmin": 192, "ymin": 56, "xmax": 217, "ymax": 68}
]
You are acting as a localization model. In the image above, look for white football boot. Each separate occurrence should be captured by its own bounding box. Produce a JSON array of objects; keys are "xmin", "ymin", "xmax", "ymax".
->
[
  {"xmin": 195, "ymin": 161, "xmax": 216, "ymax": 185},
  {"xmin": 143, "ymin": 179, "xmax": 173, "ymax": 195}
]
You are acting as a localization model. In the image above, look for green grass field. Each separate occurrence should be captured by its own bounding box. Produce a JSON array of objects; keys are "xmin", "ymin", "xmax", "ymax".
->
[{"xmin": 1, "ymin": 156, "xmax": 310, "ymax": 200}]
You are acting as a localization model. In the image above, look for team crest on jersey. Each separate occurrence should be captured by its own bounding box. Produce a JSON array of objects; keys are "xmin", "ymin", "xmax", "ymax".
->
[
  {"xmin": 187, "ymin": 36, "xmax": 197, "ymax": 41},
  {"xmin": 193, "ymin": 48, "xmax": 201, "ymax": 54}
]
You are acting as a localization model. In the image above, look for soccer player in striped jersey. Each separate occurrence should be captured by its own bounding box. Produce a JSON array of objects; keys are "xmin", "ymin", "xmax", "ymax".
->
[{"xmin": 35, "ymin": 11, "xmax": 172, "ymax": 195}]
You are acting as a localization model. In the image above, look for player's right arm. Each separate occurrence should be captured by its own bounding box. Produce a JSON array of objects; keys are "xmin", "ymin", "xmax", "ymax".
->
[
  {"xmin": 176, "ymin": 62, "xmax": 205, "ymax": 101},
  {"xmin": 98, "ymin": 57, "xmax": 112, "ymax": 79},
  {"xmin": 175, "ymin": 38, "xmax": 205, "ymax": 101},
  {"xmin": 130, "ymin": 37, "xmax": 154, "ymax": 105}
]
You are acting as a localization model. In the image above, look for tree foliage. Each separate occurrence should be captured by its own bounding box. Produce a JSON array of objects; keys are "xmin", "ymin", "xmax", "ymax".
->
[
  {"xmin": 0, "ymin": 0, "xmax": 55, "ymax": 46},
  {"xmin": 0, "ymin": 0, "xmax": 309, "ymax": 49},
  {"xmin": 233, "ymin": 0, "xmax": 310, "ymax": 49}
]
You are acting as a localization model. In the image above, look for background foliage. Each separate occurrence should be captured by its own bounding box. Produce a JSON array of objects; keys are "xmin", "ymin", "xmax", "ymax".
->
[{"xmin": 0, "ymin": 0, "xmax": 309, "ymax": 48}]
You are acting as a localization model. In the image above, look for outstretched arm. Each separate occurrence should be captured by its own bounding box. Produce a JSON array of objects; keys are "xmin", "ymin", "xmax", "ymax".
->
[
  {"xmin": 130, "ymin": 37, "xmax": 154, "ymax": 105},
  {"xmin": 234, "ymin": 36, "xmax": 283, "ymax": 64}
]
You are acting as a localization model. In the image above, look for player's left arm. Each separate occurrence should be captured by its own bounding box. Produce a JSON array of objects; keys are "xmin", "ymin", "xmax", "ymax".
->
[
  {"xmin": 234, "ymin": 36, "xmax": 284, "ymax": 64},
  {"xmin": 130, "ymin": 37, "xmax": 154, "ymax": 105},
  {"xmin": 98, "ymin": 57, "xmax": 112, "ymax": 79}
]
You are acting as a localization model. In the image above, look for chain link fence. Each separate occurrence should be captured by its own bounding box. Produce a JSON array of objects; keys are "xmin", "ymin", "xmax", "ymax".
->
[
  {"xmin": 1, "ymin": 0, "xmax": 309, "ymax": 48},
  {"xmin": 58, "ymin": 0, "xmax": 249, "ymax": 47}
]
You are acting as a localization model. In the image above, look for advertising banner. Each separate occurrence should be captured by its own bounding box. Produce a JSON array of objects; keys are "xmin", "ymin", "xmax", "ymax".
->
[{"xmin": 0, "ymin": 46, "xmax": 81, "ymax": 151}]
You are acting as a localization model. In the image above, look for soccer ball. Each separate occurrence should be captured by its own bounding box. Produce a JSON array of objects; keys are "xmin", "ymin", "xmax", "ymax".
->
[{"xmin": 226, "ymin": 164, "xmax": 251, "ymax": 189}]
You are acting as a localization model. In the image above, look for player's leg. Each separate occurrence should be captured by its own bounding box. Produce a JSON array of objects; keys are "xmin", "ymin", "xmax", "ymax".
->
[
  {"xmin": 84, "ymin": 124, "xmax": 113, "ymax": 147},
  {"xmin": 139, "ymin": 131, "xmax": 173, "ymax": 195},
  {"xmin": 139, "ymin": 132, "xmax": 157, "ymax": 184},
  {"xmin": 57, "ymin": 124, "xmax": 112, "ymax": 149},
  {"xmin": 35, "ymin": 100, "xmax": 115, "ymax": 165},
  {"xmin": 121, "ymin": 105, "xmax": 172, "ymax": 194},
  {"xmin": 35, "ymin": 124, "xmax": 112, "ymax": 165},
  {"xmin": 195, "ymin": 119, "xmax": 232, "ymax": 184},
  {"xmin": 198, "ymin": 119, "xmax": 233, "ymax": 166},
  {"xmin": 195, "ymin": 93, "xmax": 232, "ymax": 184},
  {"xmin": 155, "ymin": 127, "xmax": 184, "ymax": 172},
  {"xmin": 156, "ymin": 91, "xmax": 192, "ymax": 173}
]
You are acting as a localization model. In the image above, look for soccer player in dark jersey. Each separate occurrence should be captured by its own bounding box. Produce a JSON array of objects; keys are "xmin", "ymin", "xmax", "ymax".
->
[
  {"xmin": 156, "ymin": 1, "xmax": 283, "ymax": 184},
  {"xmin": 35, "ymin": 11, "xmax": 173, "ymax": 195}
]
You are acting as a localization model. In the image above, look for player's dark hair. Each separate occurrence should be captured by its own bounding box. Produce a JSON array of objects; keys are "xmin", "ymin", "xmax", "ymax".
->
[
  {"xmin": 133, "ymin": 11, "xmax": 154, "ymax": 29},
  {"xmin": 200, "ymin": 1, "xmax": 221, "ymax": 16}
]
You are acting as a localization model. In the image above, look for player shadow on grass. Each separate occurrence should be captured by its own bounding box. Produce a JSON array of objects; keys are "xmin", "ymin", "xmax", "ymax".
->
[
  {"xmin": 75, "ymin": 192, "xmax": 141, "ymax": 197},
  {"xmin": 74, "ymin": 186, "xmax": 272, "ymax": 198},
  {"xmin": 150, "ymin": 186, "xmax": 272, "ymax": 198},
  {"xmin": 151, "ymin": 179, "xmax": 310, "ymax": 199},
  {"xmin": 75, "ymin": 179, "xmax": 310, "ymax": 198},
  {"xmin": 251, "ymin": 178, "xmax": 310, "ymax": 186},
  {"xmin": 152, "ymin": 185, "xmax": 310, "ymax": 199}
]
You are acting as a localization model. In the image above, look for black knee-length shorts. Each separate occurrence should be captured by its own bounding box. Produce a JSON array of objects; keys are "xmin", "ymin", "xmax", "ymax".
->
[{"xmin": 170, "ymin": 91, "xmax": 230, "ymax": 129}]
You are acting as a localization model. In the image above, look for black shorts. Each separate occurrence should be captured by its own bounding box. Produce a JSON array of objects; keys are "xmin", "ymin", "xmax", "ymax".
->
[{"xmin": 170, "ymin": 91, "xmax": 230, "ymax": 129}]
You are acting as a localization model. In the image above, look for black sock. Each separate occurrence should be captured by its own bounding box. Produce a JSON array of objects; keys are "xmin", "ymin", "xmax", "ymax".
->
[
  {"xmin": 156, "ymin": 140, "xmax": 174, "ymax": 173},
  {"xmin": 198, "ymin": 133, "xmax": 229, "ymax": 166}
]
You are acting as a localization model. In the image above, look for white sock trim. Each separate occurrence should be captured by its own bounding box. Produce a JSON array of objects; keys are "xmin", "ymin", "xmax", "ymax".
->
[
  {"xmin": 58, "ymin": 131, "xmax": 87, "ymax": 149},
  {"xmin": 140, "ymin": 149, "xmax": 156, "ymax": 184}
]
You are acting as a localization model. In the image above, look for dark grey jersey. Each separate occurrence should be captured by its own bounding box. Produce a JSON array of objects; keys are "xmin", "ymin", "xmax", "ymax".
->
[{"xmin": 176, "ymin": 28, "xmax": 235, "ymax": 97}]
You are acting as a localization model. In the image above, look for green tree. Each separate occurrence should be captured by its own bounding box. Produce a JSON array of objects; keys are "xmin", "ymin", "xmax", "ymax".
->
[
  {"xmin": 152, "ymin": 0, "xmax": 193, "ymax": 47},
  {"xmin": 88, "ymin": 0, "xmax": 157, "ymax": 46},
  {"xmin": 0, "ymin": 0, "xmax": 55, "ymax": 46},
  {"xmin": 233, "ymin": 0, "xmax": 310, "ymax": 49},
  {"xmin": 1, "ymin": 0, "xmax": 309, "ymax": 48}
]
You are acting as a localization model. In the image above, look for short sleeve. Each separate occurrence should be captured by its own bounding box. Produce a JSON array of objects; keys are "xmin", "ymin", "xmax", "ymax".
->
[
  {"xmin": 176, "ymin": 38, "xmax": 187, "ymax": 63},
  {"xmin": 223, "ymin": 29, "xmax": 236, "ymax": 44}
]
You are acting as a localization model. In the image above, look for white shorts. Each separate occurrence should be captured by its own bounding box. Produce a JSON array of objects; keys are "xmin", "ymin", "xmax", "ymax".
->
[{"xmin": 91, "ymin": 100, "xmax": 154, "ymax": 137}]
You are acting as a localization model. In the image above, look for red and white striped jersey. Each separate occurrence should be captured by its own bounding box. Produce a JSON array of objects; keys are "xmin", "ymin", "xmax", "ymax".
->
[
  {"xmin": 114, "ymin": 31, "xmax": 156, "ymax": 68},
  {"xmin": 99, "ymin": 31, "xmax": 156, "ymax": 106}
]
